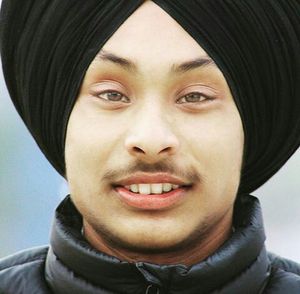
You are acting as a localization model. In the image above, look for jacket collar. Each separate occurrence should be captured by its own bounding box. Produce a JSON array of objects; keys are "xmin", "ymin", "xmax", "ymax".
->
[{"xmin": 45, "ymin": 195, "xmax": 270, "ymax": 294}]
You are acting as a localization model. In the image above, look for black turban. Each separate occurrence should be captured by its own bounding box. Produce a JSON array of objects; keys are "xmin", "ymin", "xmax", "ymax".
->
[{"xmin": 1, "ymin": 0, "xmax": 300, "ymax": 194}]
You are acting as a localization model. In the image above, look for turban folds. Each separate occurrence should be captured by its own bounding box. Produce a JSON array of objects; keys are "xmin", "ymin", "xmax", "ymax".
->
[{"xmin": 1, "ymin": 0, "xmax": 300, "ymax": 194}]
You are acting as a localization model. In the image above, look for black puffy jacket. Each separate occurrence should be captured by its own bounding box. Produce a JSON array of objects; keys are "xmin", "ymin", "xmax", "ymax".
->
[{"xmin": 1, "ymin": 195, "xmax": 300, "ymax": 294}]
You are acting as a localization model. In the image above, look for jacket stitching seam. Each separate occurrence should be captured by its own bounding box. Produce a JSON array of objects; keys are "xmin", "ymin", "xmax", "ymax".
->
[{"xmin": 0, "ymin": 257, "xmax": 46, "ymax": 271}]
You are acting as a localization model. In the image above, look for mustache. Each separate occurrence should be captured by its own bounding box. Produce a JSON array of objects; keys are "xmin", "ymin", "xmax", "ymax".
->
[{"xmin": 102, "ymin": 159, "xmax": 201, "ymax": 184}]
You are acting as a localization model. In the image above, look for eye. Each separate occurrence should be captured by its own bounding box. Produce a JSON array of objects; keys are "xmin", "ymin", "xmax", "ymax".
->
[
  {"xmin": 176, "ymin": 92, "xmax": 212, "ymax": 104},
  {"xmin": 97, "ymin": 91, "xmax": 130, "ymax": 103}
]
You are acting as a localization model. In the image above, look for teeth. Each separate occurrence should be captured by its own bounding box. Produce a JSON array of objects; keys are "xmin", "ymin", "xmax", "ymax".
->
[
  {"xmin": 129, "ymin": 184, "xmax": 138, "ymax": 193},
  {"xmin": 138, "ymin": 184, "xmax": 151, "ymax": 195},
  {"xmin": 128, "ymin": 183, "xmax": 180, "ymax": 194},
  {"xmin": 151, "ymin": 184, "xmax": 163, "ymax": 194},
  {"xmin": 162, "ymin": 183, "xmax": 172, "ymax": 192}
]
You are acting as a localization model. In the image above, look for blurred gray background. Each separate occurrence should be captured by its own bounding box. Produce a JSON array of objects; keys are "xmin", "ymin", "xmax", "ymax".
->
[{"xmin": 0, "ymin": 0, "xmax": 299, "ymax": 261}]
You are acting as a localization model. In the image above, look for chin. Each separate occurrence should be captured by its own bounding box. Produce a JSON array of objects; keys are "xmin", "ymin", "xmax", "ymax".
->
[
  {"xmin": 100, "ymin": 223, "xmax": 199, "ymax": 253},
  {"xmin": 114, "ymin": 235, "xmax": 189, "ymax": 254}
]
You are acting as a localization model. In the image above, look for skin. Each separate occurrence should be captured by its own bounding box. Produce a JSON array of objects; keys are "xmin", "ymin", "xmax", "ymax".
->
[{"xmin": 65, "ymin": 1, "xmax": 244, "ymax": 266}]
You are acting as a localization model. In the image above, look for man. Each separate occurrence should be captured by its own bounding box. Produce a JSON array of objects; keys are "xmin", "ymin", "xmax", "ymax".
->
[{"xmin": 0, "ymin": 0, "xmax": 300, "ymax": 293}]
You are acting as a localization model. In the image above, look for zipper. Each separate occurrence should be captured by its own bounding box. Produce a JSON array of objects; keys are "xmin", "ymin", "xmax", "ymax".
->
[{"xmin": 145, "ymin": 284, "xmax": 160, "ymax": 294}]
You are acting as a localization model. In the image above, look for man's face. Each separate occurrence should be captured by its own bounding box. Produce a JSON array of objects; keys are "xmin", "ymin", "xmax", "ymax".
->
[{"xmin": 65, "ymin": 1, "xmax": 244, "ymax": 253}]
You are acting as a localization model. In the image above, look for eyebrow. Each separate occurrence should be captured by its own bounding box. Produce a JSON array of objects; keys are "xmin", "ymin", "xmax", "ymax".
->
[
  {"xmin": 172, "ymin": 57, "xmax": 215, "ymax": 73},
  {"xmin": 96, "ymin": 50, "xmax": 215, "ymax": 74},
  {"xmin": 96, "ymin": 50, "xmax": 136, "ymax": 71}
]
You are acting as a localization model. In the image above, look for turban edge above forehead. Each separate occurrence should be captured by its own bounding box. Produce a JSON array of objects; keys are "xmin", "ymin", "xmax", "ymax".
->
[{"xmin": 1, "ymin": 0, "xmax": 300, "ymax": 194}]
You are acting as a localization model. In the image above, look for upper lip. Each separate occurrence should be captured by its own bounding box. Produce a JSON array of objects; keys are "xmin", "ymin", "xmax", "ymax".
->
[{"xmin": 112, "ymin": 173, "xmax": 192, "ymax": 187}]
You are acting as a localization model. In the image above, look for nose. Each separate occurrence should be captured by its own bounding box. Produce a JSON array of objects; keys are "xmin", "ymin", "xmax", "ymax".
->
[{"xmin": 125, "ymin": 107, "xmax": 179, "ymax": 161}]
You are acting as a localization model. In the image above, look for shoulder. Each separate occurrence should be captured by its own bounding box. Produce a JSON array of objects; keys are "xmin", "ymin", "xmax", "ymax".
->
[
  {"xmin": 265, "ymin": 252, "xmax": 300, "ymax": 293},
  {"xmin": 268, "ymin": 252, "xmax": 300, "ymax": 276},
  {"xmin": 0, "ymin": 246, "xmax": 51, "ymax": 293},
  {"xmin": 0, "ymin": 245, "xmax": 49, "ymax": 271}
]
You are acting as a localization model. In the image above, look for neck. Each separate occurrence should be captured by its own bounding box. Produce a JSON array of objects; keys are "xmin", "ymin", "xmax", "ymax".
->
[{"xmin": 83, "ymin": 212, "xmax": 233, "ymax": 266}]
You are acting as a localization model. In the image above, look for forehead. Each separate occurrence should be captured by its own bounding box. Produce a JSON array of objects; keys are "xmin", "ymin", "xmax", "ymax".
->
[{"xmin": 99, "ymin": 1, "xmax": 209, "ymax": 68}]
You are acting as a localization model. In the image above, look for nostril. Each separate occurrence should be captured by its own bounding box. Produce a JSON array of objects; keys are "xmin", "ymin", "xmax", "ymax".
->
[
  {"xmin": 133, "ymin": 146, "xmax": 145, "ymax": 154},
  {"xmin": 159, "ymin": 147, "xmax": 172, "ymax": 154}
]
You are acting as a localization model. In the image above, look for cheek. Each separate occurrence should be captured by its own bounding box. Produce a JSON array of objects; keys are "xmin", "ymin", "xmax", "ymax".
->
[
  {"xmin": 182, "ymin": 108, "xmax": 244, "ymax": 190},
  {"xmin": 64, "ymin": 103, "xmax": 129, "ymax": 189}
]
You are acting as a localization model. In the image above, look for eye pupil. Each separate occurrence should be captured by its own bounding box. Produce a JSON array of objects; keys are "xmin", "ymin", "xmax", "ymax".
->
[
  {"xmin": 185, "ymin": 93, "xmax": 203, "ymax": 102},
  {"xmin": 107, "ymin": 92, "xmax": 122, "ymax": 101}
]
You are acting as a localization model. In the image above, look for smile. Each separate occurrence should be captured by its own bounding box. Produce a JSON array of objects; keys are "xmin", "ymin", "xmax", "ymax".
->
[
  {"xmin": 112, "ymin": 173, "xmax": 193, "ymax": 210},
  {"xmin": 124, "ymin": 183, "xmax": 180, "ymax": 195}
]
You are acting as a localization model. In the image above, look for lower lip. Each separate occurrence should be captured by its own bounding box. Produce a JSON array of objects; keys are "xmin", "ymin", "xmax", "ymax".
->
[{"xmin": 114, "ymin": 186, "xmax": 188, "ymax": 210}]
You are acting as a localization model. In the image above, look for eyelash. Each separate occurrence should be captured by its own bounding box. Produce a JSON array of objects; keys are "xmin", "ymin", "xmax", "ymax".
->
[
  {"xmin": 176, "ymin": 92, "xmax": 213, "ymax": 104},
  {"xmin": 96, "ymin": 91, "xmax": 130, "ymax": 103},
  {"xmin": 95, "ymin": 90, "xmax": 214, "ymax": 104}
]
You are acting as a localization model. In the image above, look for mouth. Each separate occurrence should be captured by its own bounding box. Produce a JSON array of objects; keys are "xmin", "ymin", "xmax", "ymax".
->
[
  {"xmin": 112, "ymin": 173, "xmax": 193, "ymax": 210},
  {"xmin": 122, "ymin": 183, "xmax": 182, "ymax": 195}
]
